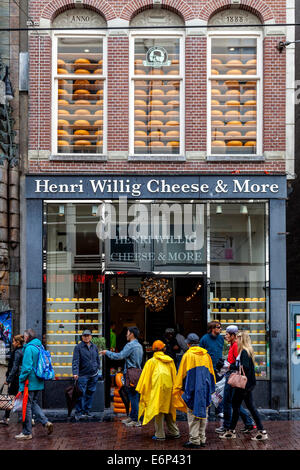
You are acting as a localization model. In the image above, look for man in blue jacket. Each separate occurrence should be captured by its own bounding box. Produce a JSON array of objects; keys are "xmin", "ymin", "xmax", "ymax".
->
[
  {"xmin": 72, "ymin": 329, "xmax": 100, "ymax": 420},
  {"xmin": 15, "ymin": 329, "xmax": 53, "ymax": 440}
]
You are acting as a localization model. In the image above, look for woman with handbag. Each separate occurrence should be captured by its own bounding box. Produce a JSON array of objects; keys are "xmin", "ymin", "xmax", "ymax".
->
[
  {"xmin": 0, "ymin": 335, "xmax": 24, "ymax": 425},
  {"xmin": 219, "ymin": 331, "xmax": 268, "ymax": 441}
]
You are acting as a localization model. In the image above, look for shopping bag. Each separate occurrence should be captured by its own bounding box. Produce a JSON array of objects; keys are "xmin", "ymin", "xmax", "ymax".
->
[
  {"xmin": 0, "ymin": 384, "xmax": 15, "ymax": 411},
  {"xmin": 12, "ymin": 391, "xmax": 23, "ymax": 413},
  {"xmin": 211, "ymin": 376, "xmax": 226, "ymax": 407}
]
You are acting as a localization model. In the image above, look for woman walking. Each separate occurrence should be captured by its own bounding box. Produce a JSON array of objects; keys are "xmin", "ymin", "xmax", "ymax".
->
[
  {"xmin": 0, "ymin": 335, "xmax": 24, "ymax": 425},
  {"xmin": 219, "ymin": 331, "xmax": 268, "ymax": 441}
]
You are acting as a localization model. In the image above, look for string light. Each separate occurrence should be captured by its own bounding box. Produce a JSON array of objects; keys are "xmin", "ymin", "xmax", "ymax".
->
[
  {"xmin": 111, "ymin": 283, "xmax": 134, "ymax": 303},
  {"xmin": 186, "ymin": 283, "xmax": 202, "ymax": 302},
  {"xmin": 139, "ymin": 278, "xmax": 172, "ymax": 312}
]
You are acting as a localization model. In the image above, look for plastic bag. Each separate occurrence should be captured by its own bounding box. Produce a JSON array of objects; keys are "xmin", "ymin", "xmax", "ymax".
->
[
  {"xmin": 12, "ymin": 392, "xmax": 23, "ymax": 413},
  {"xmin": 211, "ymin": 376, "xmax": 226, "ymax": 407}
]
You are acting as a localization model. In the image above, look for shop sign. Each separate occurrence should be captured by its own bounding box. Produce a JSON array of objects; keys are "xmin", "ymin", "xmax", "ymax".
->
[{"xmin": 143, "ymin": 46, "xmax": 171, "ymax": 68}]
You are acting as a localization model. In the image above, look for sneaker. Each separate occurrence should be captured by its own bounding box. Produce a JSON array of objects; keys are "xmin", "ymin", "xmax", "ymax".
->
[
  {"xmin": 215, "ymin": 426, "xmax": 226, "ymax": 434},
  {"xmin": 251, "ymin": 430, "xmax": 268, "ymax": 441},
  {"xmin": 0, "ymin": 418, "xmax": 9, "ymax": 426},
  {"xmin": 45, "ymin": 421, "xmax": 53, "ymax": 435},
  {"xmin": 183, "ymin": 441, "xmax": 200, "ymax": 449},
  {"xmin": 152, "ymin": 435, "xmax": 165, "ymax": 441},
  {"xmin": 241, "ymin": 425, "xmax": 256, "ymax": 433},
  {"xmin": 122, "ymin": 417, "xmax": 132, "ymax": 424},
  {"xmin": 15, "ymin": 433, "xmax": 32, "ymax": 440},
  {"xmin": 126, "ymin": 421, "xmax": 142, "ymax": 427},
  {"xmin": 219, "ymin": 430, "xmax": 236, "ymax": 439}
]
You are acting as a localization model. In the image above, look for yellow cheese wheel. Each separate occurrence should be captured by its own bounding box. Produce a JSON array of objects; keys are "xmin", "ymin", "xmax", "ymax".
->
[
  {"xmin": 96, "ymin": 140, "xmax": 103, "ymax": 146},
  {"xmin": 74, "ymin": 129, "xmax": 90, "ymax": 136},
  {"xmin": 227, "ymin": 69, "xmax": 242, "ymax": 75},
  {"xmin": 166, "ymin": 89, "xmax": 179, "ymax": 96},
  {"xmin": 135, "ymin": 89, "xmax": 147, "ymax": 96},
  {"xmin": 134, "ymin": 140, "xmax": 146, "ymax": 146},
  {"xmin": 226, "ymin": 130, "xmax": 242, "ymax": 137},
  {"xmin": 75, "ymin": 140, "xmax": 91, "ymax": 146},
  {"xmin": 135, "ymin": 109, "xmax": 147, "ymax": 116},
  {"xmin": 96, "ymin": 89, "xmax": 104, "ymax": 95},
  {"xmin": 75, "ymin": 58, "xmax": 91, "ymax": 64},
  {"xmin": 226, "ymin": 89, "xmax": 240, "ymax": 96},
  {"xmin": 134, "ymin": 99, "xmax": 147, "ymax": 106},
  {"xmin": 98, "ymin": 60, "xmax": 103, "ymax": 65},
  {"xmin": 135, "ymin": 130, "xmax": 147, "ymax": 136},
  {"xmin": 166, "ymin": 120, "xmax": 179, "ymax": 126},
  {"xmin": 74, "ymin": 120, "xmax": 90, "ymax": 126},
  {"xmin": 212, "ymin": 120, "xmax": 224, "ymax": 127},
  {"xmin": 58, "ymin": 79, "xmax": 68, "ymax": 85},
  {"xmin": 211, "ymin": 100, "xmax": 220, "ymax": 106},
  {"xmin": 135, "ymin": 80, "xmax": 147, "ymax": 86},
  {"xmin": 75, "ymin": 100, "xmax": 90, "ymax": 106},
  {"xmin": 227, "ymin": 59, "xmax": 243, "ymax": 66},
  {"xmin": 244, "ymin": 89, "xmax": 256, "ymax": 96},
  {"xmin": 95, "ymin": 130, "xmax": 103, "ymax": 136},
  {"xmin": 245, "ymin": 131, "xmax": 256, "ymax": 137},
  {"xmin": 95, "ymin": 110, "xmax": 103, "ymax": 115},
  {"xmin": 244, "ymin": 141, "xmax": 256, "ymax": 147},
  {"xmin": 229, "ymin": 309, "xmax": 235, "ymax": 312},
  {"xmin": 246, "ymin": 59, "xmax": 257, "ymax": 65},
  {"xmin": 226, "ymin": 121, "xmax": 242, "ymax": 126},
  {"xmin": 58, "ymin": 99, "xmax": 69, "ymax": 106},
  {"xmin": 166, "ymin": 130, "xmax": 179, "ymax": 137},
  {"xmin": 167, "ymin": 100, "xmax": 179, "ymax": 106},
  {"xmin": 246, "ymin": 69, "xmax": 257, "ymax": 75},
  {"xmin": 74, "ymin": 79, "xmax": 90, "ymax": 85},
  {"xmin": 212, "ymin": 140, "xmax": 225, "ymax": 147},
  {"xmin": 74, "ymin": 89, "xmax": 90, "ymax": 96},
  {"xmin": 211, "ymin": 110, "xmax": 223, "ymax": 116},
  {"xmin": 212, "ymin": 130, "xmax": 224, "ymax": 137},
  {"xmin": 225, "ymin": 110, "xmax": 240, "ymax": 116},
  {"xmin": 58, "ymin": 140, "xmax": 69, "ymax": 146},
  {"xmin": 74, "ymin": 109, "xmax": 91, "ymax": 115},
  {"xmin": 75, "ymin": 69, "xmax": 90, "ymax": 74},
  {"xmin": 166, "ymin": 110, "xmax": 179, "ymax": 116},
  {"xmin": 57, "ymin": 130, "xmax": 69, "ymax": 136},
  {"xmin": 225, "ymin": 80, "xmax": 240, "ymax": 86},
  {"xmin": 149, "ymin": 141, "xmax": 164, "ymax": 147},
  {"xmin": 94, "ymin": 69, "xmax": 103, "ymax": 74},
  {"xmin": 245, "ymin": 120, "xmax": 256, "ymax": 127},
  {"xmin": 57, "ymin": 59, "xmax": 66, "ymax": 66},
  {"xmin": 57, "ymin": 68, "xmax": 68, "ymax": 74},
  {"xmin": 227, "ymin": 140, "xmax": 243, "ymax": 146},
  {"xmin": 226, "ymin": 100, "xmax": 240, "ymax": 106},
  {"xmin": 149, "ymin": 131, "xmax": 164, "ymax": 137},
  {"xmin": 58, "ymin": 110, "xmax": 70, "ymax": 116},
  {"xmin": 148, "ymin": 120, "xmax": 163, "ymax": 126},
  {"xmin": 211, "ymin": 69, "xmax": 219, "ymax": 75},
  {"xmin": 244, "ymin": 100, "xmax": 256, "ymax": 106},
  {"xmin": 211, "ymin": 89, "xmax": 221, "ymax": 95},
  {"xmin": 212, "ymin": 58, "xmax": 222, "ymax": 65},
  {"xmin": 166, "ymin": 141, "xmax": 179, "ymax": 147},
  {"xmin": 135, "ymin": 69, "xmax": 146, "ymax": 75},
  {"xmin": 149, "ymin": 100, "xmax": 164, "ymax": 106},
  {"xmin": 167, "ymin": 69, "xmax": 179, "ymax": 75},
  {"xmin": 135, "ymin": 120, "xmax": 146, "ymax": 127},
  {"xmin": 58, "ymin": 89, "xmax": 68, "ymax": 96},
  {"xmin": 95, "ymin": 120, "xmax": 103, "ymax": 126},
  {"xmin": 150, "ymin": 89, "xmax": 164, "ymax": 96},
  {"xmin": 149, "ymin": 110, "xmax": 164, "ymax": 116}
]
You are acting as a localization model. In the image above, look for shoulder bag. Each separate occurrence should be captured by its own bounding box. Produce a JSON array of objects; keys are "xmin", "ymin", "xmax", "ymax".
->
[
  {"xmin": 227, "ymin": 366, "xmax": 248, "ymax": 389},
  {"xmin": 0, "ymin": 384, "xmax": 15, "ymax": 411},
  {"xmin": 125, "ymin": 368, "xmax": 142, "ymax": 389}
]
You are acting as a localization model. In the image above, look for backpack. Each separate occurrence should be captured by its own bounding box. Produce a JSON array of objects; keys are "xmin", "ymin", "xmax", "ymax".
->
[{"xmin": 33, "ymin": 344, "xmax": 55, "ymax": 380}]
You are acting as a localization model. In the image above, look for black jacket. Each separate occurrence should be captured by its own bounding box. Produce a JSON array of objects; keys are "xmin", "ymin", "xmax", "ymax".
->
[
  {"xmin": 231, "ymin": 349, "xmax": 256, "ymax": 392},
  {"xmin": 72, "ymin": 341, "xmax": 100, "ymax": 377},
  {"xmin": 6, "ymin": 347, "xmax": 23, "ymax": 384}
]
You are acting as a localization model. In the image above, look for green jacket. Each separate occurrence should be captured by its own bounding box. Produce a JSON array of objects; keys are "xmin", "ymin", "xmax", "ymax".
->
[{"xmin": 19, "ymin": 338, "xmax": 44, "ymax": 392}]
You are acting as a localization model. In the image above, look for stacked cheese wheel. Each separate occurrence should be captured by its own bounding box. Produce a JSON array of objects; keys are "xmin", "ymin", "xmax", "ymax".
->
[
  {"xmin": 57, "ymin": 57, "xmax": 104, "ymax": 151},
  {"xmin": 211, "ymin": 57, "xmax": 257, "ymax": 76},
  {"xmin": 134, "ymin": 83, "xmax": 180, "ymax": 152}
]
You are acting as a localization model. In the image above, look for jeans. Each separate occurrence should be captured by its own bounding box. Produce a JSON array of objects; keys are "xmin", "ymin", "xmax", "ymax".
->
[
  {"xmin": 23, "ymin": 390, "xmax": 49, "ymax": 435},
  {"xmin": 230, "ymin": 388, "xmax": 264, "ymax": 431},
  {"xmin": 76, "ymin": 375, "xmax": 98, "ymax": 414},
  {"xmin": 127, "ymin": 386, "xmax": 139, "ymax": 422},
  {"xmin": 223, "ymin": 375, "xmax": 253, "ymax": 429}
]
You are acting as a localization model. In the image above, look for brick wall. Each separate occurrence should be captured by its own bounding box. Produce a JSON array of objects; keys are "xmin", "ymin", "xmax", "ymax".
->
[{"xmin": 27, "ymin": 0, "xmax": 288, "ymax": 175}]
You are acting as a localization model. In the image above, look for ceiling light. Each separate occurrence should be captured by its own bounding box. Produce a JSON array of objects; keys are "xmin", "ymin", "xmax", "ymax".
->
[
  {"xmin": 240, "ymin": 205, "xmax": 248, "ymax": 215},
  {"xmin": 58, "ymin": 205, "xmax": 65, "ymax": 216},
  {"xmin": 216, "ymin": 205, "xmax": 222, "ymax": 214}
]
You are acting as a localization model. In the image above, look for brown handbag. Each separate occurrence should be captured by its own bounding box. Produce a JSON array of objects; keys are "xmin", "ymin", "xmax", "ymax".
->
[
  {"xmin": 125, "ymin": 368, "xmax": 142, "ymax": 389},
  {"xmin": 227, "ymin": 366, "xmax": 248, "ymax": 389},
  {"xmin": 0, "ymin": 384, "xmax": 15, "ymax": 411}
]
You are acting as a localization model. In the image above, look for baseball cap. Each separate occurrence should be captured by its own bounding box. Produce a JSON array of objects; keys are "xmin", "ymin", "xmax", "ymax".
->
[
  {"xmin": 82, "ymin": 329, "xmax": 92, "ymax": 336},
  {"xmin": 152, "ymin": 340, "xmax": 166, "ymax": 351},
  {"xmin": 226, "ymin": 325, "xmax": 238, "ymax": 335},
  {"xmin": 186, "ymin": 333, "xmax": 200, "ymax": 345}
]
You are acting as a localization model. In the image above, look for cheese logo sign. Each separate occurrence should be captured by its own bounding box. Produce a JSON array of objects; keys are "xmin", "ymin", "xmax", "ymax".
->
[{"xmin": 143, "ymin": 46, "xmax": 171, "ymax": 68}]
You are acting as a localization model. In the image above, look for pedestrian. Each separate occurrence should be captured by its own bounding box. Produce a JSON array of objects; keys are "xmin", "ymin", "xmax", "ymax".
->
[
  {"xmin": 15, "ymin": 329, "xmax": 53, "ymax": 440},
  {"xmin": 101, "ymin": 326, "xmax": 143, "ymax": 427},
  {"xmin": 173, "ymin": 333, "xmax": 216, "ymax": 448},
  {"xmin": 219, "ymin": 331, "xmax": 268, "ymax": 441},
  {"xmin": 164, "ymin": 328, "xmax": 180, "ymax": 362},
  {"xmin": 72, "ymin": 329, "xmax": 100, "ymax": 421},
  {"xmin": 215, "ymin": 325, "xmax": 254, "ymax": 434},
  {"xmin": 136, "ymin": 340, "xmax": 180, "ymax": 441},
  {"xmin": 0, "ymin": 335, "xmax": 24, "ymax": 426},
  {"xmin": 199, "ymin": 321, "xmax": 224, "ymax": 418},
  {"xmin": 175, "ymin": 325, "xmax": 188, "ymax": 353}
]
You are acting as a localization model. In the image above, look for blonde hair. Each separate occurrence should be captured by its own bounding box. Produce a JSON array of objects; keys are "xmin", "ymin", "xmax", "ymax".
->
[{"xmin": 237, "ymin": 331, "xmax": 255, "ymax": 363}]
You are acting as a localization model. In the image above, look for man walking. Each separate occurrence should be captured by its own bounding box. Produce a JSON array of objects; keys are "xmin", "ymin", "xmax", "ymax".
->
[
  {"xmin": 15, "ymin": 329, "xmax": 53, "ymax": 440},
  {"xmin": 72, "ymin": 329, "xmax": 100, "ymax": 420},
  {"xmin": 215, "ymin": 325, "xmax": 254, "ymax": 434},
  {"xmin": 173, "ymin": 333, "xmax": 216, "ymax": 448},
  {"xmin": 101, "ymin": 326, "xmax": 143, "ymax": 427}
]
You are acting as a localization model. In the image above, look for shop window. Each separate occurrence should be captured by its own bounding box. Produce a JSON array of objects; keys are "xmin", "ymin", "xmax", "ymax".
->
[
  {"xmin": 53, "ymin": 35, "xmax": 106, "ymax": 156},
  {"xmin": 208, "ymin": 35, "xmax": 262, "ymax": 157},
  {"xmin": 45, "ymin": 203, "xmax": 104, "ymax": 379},
  {"xmin": 208, "ymin": 202, "xmax": 269, "ymax": 379},
  {"xmin": 130, "ymin": 36, "xmax": 184, "ymax": 157}
]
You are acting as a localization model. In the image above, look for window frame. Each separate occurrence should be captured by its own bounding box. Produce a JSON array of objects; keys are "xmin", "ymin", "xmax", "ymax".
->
[
  {"xmin": 52, "ymin": 31, "xmax": 107, "ymax": 159},
  {"xmin": 207, "ymin": 31, "xmax": 263, "ymax": 159},
  {"xmin": 129, "ymin": 31, "xmax": 185, "ymax": 160}
]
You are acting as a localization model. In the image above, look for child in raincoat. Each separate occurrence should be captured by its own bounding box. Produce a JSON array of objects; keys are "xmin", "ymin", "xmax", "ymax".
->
[
  {"xmin": 173, "ymin": 333, "xmax": 216, "ymax": 448},
  {"xmin": 136, "ymin": 340, "xmax": 180, "ymax": 441}
]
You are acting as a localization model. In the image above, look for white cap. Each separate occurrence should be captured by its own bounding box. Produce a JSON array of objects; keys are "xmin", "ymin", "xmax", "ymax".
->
[{"xmin": 226, "ymin": 325, "xmax": 238, "ymax": 334}]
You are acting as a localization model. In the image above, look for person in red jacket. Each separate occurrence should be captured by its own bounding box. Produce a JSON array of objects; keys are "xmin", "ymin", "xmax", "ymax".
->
[{"xmin": 215, "ymin": 325, "xmax": 254, "ymax": 434}]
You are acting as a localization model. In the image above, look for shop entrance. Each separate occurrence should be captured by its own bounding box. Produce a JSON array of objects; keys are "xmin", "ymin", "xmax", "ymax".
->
[{"xmin": 104, "ymin": 274, "xmax": 207, "ymax": 406}]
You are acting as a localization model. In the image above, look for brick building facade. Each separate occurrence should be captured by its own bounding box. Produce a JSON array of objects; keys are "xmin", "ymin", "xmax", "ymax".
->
[{"xmin": 22, "ymin": 0, "xmax": 294, "ymax": 410}]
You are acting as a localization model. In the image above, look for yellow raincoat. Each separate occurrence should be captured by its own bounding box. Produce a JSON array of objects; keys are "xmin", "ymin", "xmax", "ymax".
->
[{"xmin": 136, "ymin": 351, "xmax": 177, "ymax": 425}]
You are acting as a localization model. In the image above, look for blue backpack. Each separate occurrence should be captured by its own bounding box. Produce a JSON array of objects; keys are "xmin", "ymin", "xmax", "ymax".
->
[{"xmin": 33, "ymin": 345, "xmax": 55, "ymax": 380}]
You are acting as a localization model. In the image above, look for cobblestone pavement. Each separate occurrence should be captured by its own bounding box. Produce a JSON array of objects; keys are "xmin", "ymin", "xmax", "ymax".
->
[{"xmin": 0, "ymin": 418, "xmax": 299, "ymax": 450}]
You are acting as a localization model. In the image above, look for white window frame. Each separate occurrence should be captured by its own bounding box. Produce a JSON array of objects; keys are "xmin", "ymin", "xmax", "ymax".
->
[
  {"xmin": 207, "ymin": 31, "xmax": 263, "ymax": 158},
  {"xmin": 52, "ymin": 31, "xmax": 107, "ymax": 158},
  {"xmin": 129, "ymin": 31, "xmax": 185, "ymax": 159}
]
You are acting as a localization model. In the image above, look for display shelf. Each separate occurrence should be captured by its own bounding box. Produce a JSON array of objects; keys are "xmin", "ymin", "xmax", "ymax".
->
[
  {"xmin": 47, "ymin": 301, "xmax": 101, "ymax": 304},
  {"xmin": 210, "ymin": 300, "xmax": 265, "ymax": 303}
]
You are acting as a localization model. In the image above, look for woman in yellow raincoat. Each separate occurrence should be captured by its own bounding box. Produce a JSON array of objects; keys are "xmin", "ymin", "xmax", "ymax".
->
[{"xmin": 136, "ymin": 340, "xmax": 180, "ymax": 441}]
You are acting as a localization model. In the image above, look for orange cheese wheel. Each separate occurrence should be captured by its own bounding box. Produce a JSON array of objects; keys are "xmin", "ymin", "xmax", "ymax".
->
[
  {"xmin": 75, "ymin": 140, "xmax": 90, "ymax": 146},
  {"xmin": 166, "ymin": 120, "xmax": 179, "ymax": 126},
  {"xmin": 227, "ymin": 140, "xmax": 243, "ymax": 146},
  {"xmin": 211, "ymin": 120, "xmax": 224, "ymax": 126},
  {"xmin": 134, "ymin": 59, "xmax": 143, "ymax": 65},
  {"xmin": 227, "ymin": 121, "xmax": 242, "ymax": 126},
  {"xmin": 149, "ymin": 131, "xmax": 164, "ymax": 137},
  {"xmin": 226, "ymin": 69, "xmax": 242, "ymax": 75},
  {"xmin": 148, "ymin": 120, "xmax": 163, "ymax": 126},
  {"xmin": 134, "ymin": 140, "xmax": 146, "ymax": 146},
  {"xmin": 245, "ymin": 110, "xmax": 256, "ymax": 116},
  {"xmin": 166, "ymin": 130, "xmax": 179, "ymax": 137},
  {"xmin": 96, "ymin": 140, "xmax": 103, "ymax": 146},
  {"xmin": 95, "ymin": 130, "xmax": 103, "ymax": 136},
  {"xmin": 97, "ymin": 100, "xmax": 104, "ymax": 106},
  {"xmin": 95, "ymin": 110, "xmax": 103, "ymax": 115},
  {"xmin": 212, "ymin": 130, "xmax": 224, "ymax": 137},
  {"xmin": 135, "ymin": 130, "xmax": 147, "ymax": 136},
  {"xmin": 95, "ymin": 120, "xmax": 103, "ymax": 126},
  {"xmin": 74, "ymin": 79, "xmax": 90, "ymax": 85},
  {"xmin": 150, "ymin": 89, "xmax": 164, "ymax": 96},
  {"xmin": 226, "ymin": 100, "xmax": 240, "ymax": 106},
  {"xmin": 58, "ymin": 79, "xmax": 68, "ymax": 85},
  {"xmin": 225, "ymin": 80, "xmax": 239, "ymax": 87},
  {"xmin": 166, "ymin": 141, "xmax": 179, "ymax": 147},
  {"xmin": 75, "ymin": 69, "xmax": 90, "ymax": 74},
  {"xmin": 135, "ymin": 120, "xmax": 146, "ymax": 126},
  {"xmin": 245, "ymin": 120, "xmax": 256, "ymax": 126},
  {"xmin": 150, "ymin": 141, "xmax": 164, "ymax": 147},
  {"xmin": 166, "ymin": 110, "xmax": 179, "ymax": 116},
  {"xmin": 245, "ymin": 131, "xmax": 256, "ymax": 137},
  {"xmin": 75, "ymin": 100, "xmax": 90, "ymax": 106},
  {"xmin": 226, "ymin": 59, "xmax": 242, "ymax": 65},
  {"xmin": 211, "ymin": 100, "xmax": 220, "ymax": 106},
  {"xmin": 58, "ymin": 140, "xmax": 69, "ymax": 146},
  {"xmin": 74, "ymin": 120, "xmax": 90, "ymax": 126},
  {"xmin": 58, "ymin": 130, "xmax": 69, "ymax": 136},
  {"xmin": 58, "ymin": 99, "xmax": 69, "ymax": 106},
  {"xmin": 212, "ymin": 110, "xmax": 223, "ymax": 116},
  {"xmin": 244, "ymin": 141, "xmax": 256, "ymax": 146},
  {"xmin": 172, "ymin": 59, "xmax": 179, "ymax": 64},
  {"xmin": 246, "ymin": 59, "xmax": 257, "ymax": 65},
  {"xmin": 58, "ymin": 119, "xmax": 69, "ymax": 126},
  {"xmin": 149, "ymin": 110, "xmax": 164, "ymax": 116},
  {"xmin": 226, "ymin": 130, "xmax": 242, "ymax": 137},
  {"xmin": 74, "ymin": 130, "xmax": 90, "ymax": 136},
  {"xmin": 135, "ymin": 89, "xmax": 147, "ymax": 96},
  {"xmin": 74, "ymin": 89, "xmax": 90, "ymax": 95},
  {"xmin": 98, "ymin": 60, "xmax": 103, "ymax": 65},
  {"xmin": 244, "ymin": 90, "xmax": 256, "ymax": 96},
  {"xmin": 75, "ymin": 58, "xmax": 91, "ymax": 64},
  {"xmin": 150, "ymin": 100, "xmax": 164, "ymax": 106},
  {"xmin": 212, "ymin": 140, "xmax": 225, "ymax": 146},
  {"xmin": 57, "ymin": 68, "xmax": 68, "ymax": 74},
  {"xmin": 58, "ymin": 109, "xmax": 70, "ymax": 115},
  {"xmin": 96, "ymin": 89, "xmax": 104, "ymax": 95},
  {"xmin": 94, "ymin": 69, "xmax": 103, "ymax": 74},
  {"xmin": 166, "ymin": 89, "xmax": 179, "ymax": 96},
  {"xmin": 135, "ymin": 80, "xmax": 147, "ymax": 86},
  {"xmin": 167, "ymin": 69, "xmax": 179, "ymax": 75},
  {"xmin": 135, "ymin": 69, "xmax": 146, "ymax": 75},
  {"xmin": 134, "ymin": 99, "xmax": 147, "ymax": 106},
  {"xmin": 167, "ymin": 100, "xmax": 179, "ymax": 106},
  {"xmin": 246, "ymin": 69, "xmax": 257, "ymax": 75},
  {"xmin": 57, "ymin": 59, "xmax": 66, "ymax": 66},
  {"xmin": 212, "ymin": 58, "xmax": 222, "ymax": 65},
  {"xmin": 211, "ymin": 89, "xmax": 221, "ymax": 95},
  {"xmin": 58, "ymin": 89, "xmax": 68, "ymax": 95},
  {"xmin": 211, "ymin": 69, "xmax": 219, "ymax": 75},
  {"xmin": 135, "ymin": 109, "xmax": 147, "ymax": 116},
  {"xmin": 226, "ymin": 90, "xmax": 240, "ymax": 96},
  {"xmin": 246, "ymin": 81, "xmax": 256, "ymax": 86},
  {"xmin": 225, "ymin": 110, "xmax": 240, "ymax": 116},
  {"xmin": 244, "ymin": 100, "xmax": 256, "ymax": 106},
  {"xmin": 74, "ymin": 109, "xmax": 91, "ymax": 115}
]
